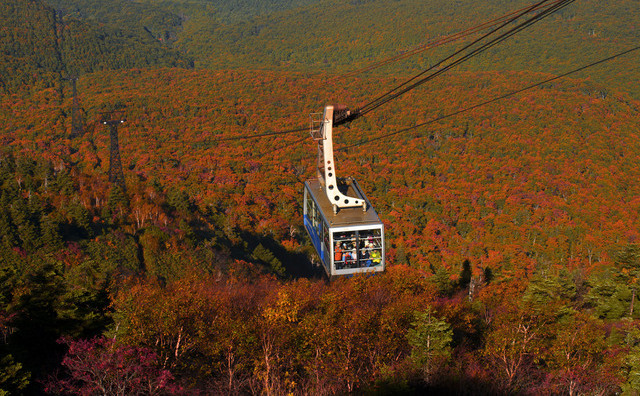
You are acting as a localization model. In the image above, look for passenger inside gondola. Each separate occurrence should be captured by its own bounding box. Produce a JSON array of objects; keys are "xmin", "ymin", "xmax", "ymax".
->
[
  {"xmin": 360, "ymin": 247, "xmax": 371, "ymax": 267},
  {"xmin": 370, "ymin": 248, "xmax": 381, "ymax": 266},
  {"xmin": 344, "ymin": 250, "xmax": 354, "ymax": 267},
  {"xmin": 335, "ymin": 242, "xmax": 343, "ymax": 262},
  {"xmin": 332, "ymin": 229, "xmax": 383, "ymax": 269}
]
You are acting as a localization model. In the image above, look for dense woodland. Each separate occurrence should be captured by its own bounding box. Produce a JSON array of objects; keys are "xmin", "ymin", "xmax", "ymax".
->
[{"xmin": 2, "ymin": 0, "xmax": 640, "ymax": 394}]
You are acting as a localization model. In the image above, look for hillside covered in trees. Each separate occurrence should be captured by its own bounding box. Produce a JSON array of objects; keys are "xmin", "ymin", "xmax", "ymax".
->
[
  {"xmin": 41, "ymin": 0, "xmax": 640, "ymax": 99},
  {"xmin": 2, "ymin": 0, "xmax": 640, "ymax": 394},
  {"xmin": 0, "ymin": 0, "xmax": 192, "ymax": 93}
]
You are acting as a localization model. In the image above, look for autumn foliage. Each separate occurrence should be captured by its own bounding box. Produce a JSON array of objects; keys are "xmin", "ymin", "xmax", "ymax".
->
[{"xmin": 2, "ymin": 0, "xmax": 640, "ymax": 393}]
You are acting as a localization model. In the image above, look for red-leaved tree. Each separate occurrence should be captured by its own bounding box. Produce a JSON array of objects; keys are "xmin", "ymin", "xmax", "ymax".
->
[{"xmin": 46, "ymin": 336, "xmax": 181, "ymax": 395}]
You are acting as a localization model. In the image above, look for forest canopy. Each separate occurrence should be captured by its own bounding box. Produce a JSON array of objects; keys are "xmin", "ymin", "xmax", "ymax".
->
[
  {"xmin": 40, "ymin": 0, "xmax": 640, "ymax": 98},
  {"xmin": 2, "ymin": 0, "xmax": 640, "ymax": 393},
  {"xmin": 0, "ymin": 0, "xmax": 192, "ymax": 94}
]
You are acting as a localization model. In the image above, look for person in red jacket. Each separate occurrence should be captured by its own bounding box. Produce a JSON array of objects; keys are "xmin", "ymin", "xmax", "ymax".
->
[{"xmin": 334, "ymin": 242, "xmax": 343, "ymax": 262}]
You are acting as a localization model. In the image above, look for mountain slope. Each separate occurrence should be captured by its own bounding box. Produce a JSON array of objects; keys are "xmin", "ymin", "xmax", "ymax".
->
[
  {"xmin": 37, "ymin": 0, "xmax": 640, "ymax": 97},
  {"xmin": 41, "ymin": 0, "xmax": 640, "ymax": 98},
  {"xmin": 0, "ymin": 0, "xmax": 62, "ymax": 92},
  {"xmin": 180, "ymin": 0, "xmax": 639, "ymax": 96},
  {"xmin": 0, "ymin": 0, "xmax": 193, "ymax": 94},
  {"xmin": 2, "ymin": 67, "xmax": 639, "ymax": 277}
]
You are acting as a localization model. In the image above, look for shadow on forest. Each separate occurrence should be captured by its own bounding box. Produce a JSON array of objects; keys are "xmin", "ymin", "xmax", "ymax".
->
[
  {"xmin": 366, "ymin": 376, "xmax": 506, "ymax": 396},
  {"xmin": 235, "ymin": 231, "xmax": 326, "ymax": 280}
]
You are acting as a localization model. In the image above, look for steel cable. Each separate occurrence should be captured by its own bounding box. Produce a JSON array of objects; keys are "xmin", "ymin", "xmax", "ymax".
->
[{"xmin": 337, "ymin": 45, "xmax": 640, "ymax": 151}]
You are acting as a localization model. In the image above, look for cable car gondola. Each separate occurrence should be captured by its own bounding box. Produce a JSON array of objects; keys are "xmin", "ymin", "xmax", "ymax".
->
[{"xmin": 303, "ymin": 105, "xmax": 385, "ymax": 277}]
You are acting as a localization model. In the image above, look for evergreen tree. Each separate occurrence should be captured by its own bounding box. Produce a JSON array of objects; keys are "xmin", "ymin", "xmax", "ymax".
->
[
  {"xmin": 407, "ymin": 307, "xmax": 453, "ymax": 381},
  {"xmin": 588, "ymin": 246, "xmax": 640, "ymax": 319},
  {"xmin": 0, "ymin": 354, "xmax": 30, "ymax": 395},
  {"xmin": 252, "ymin": 243, "xmax": 285, "ymax": 276}
]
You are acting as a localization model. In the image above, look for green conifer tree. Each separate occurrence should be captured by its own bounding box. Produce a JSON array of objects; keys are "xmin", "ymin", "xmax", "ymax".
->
[{"xmin": 407, "ymin": 307, "xmax": 453, "ymax": 381}]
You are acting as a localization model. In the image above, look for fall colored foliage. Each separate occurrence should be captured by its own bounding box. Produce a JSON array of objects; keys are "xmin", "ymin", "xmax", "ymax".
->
[{"xmin": 2, "ymin": 0, "xmax": 640, "ymax": 393}]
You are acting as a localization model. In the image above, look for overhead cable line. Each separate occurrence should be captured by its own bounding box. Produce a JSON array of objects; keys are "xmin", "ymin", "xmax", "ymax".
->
[
  {"xmin": 215, "ymin": 125, "xmax": 307, "ymax": 141},
  {"xmin": 214, "ymin": 0, "xmax": 569, "ymax": 143},
  {"xmin": 239, "ymin": 134, "xmax": 309, "ymax": 168},
  {"xmin": 353, "ymin": 0, "xmax": 576, "ymax": 119},
  {"xmin": 331, "ymin": 0, "xmax": 567, "ymax": 81},
  {"xmin": 356, "ymin": 0, "xmax": 570, "ymax": 114},
  {"xmin": 337, "ymin": 45, "xmax": 640, "ymax": 151},
  {"xmin": 244, "ymin": 46, "xmax": 640, "ymax": 180},
  {"xmin": 213, "ymin": 0, "xmax": 570, "ymax": 144}
]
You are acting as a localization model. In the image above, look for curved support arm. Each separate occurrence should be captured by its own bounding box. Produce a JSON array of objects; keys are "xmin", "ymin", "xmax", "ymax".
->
[{"xmin": 317, "ymin": 106, "xmax": 367, "ymax": 213}]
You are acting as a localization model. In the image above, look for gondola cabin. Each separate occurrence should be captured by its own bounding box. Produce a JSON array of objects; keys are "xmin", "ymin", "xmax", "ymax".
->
[
  {"xmin": 304, "ymin": 178, "xmax": 385, "ymax": 277},
  {"xmin": 303, "ymin": 105, "xmax": 385, "ymax": 277}
]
